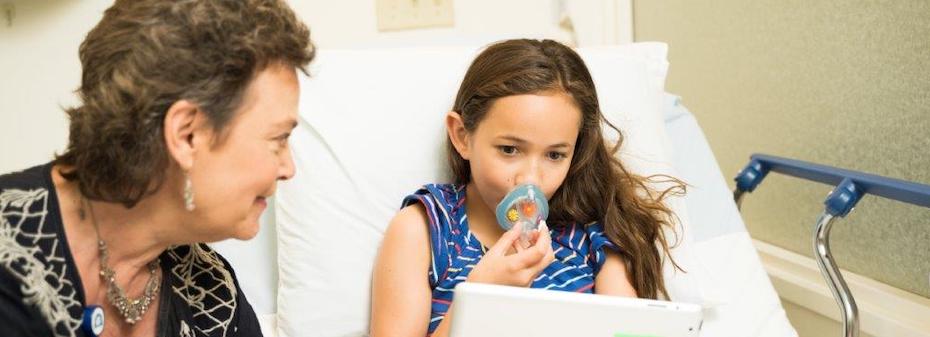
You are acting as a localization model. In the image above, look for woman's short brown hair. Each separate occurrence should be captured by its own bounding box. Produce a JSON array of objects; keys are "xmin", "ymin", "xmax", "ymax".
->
[{"xmin": 56, "ymin": 0, "xmax": 315, "ymax": 207}]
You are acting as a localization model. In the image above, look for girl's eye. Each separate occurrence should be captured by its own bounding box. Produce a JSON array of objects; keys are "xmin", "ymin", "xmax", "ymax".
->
[
  {"xmin": 498, "ymin": 145, "xmax": 518, "ymax": 156},
  {"xmin": 547, "ymin": 151, "xmax": 567, "ymax": 161}
]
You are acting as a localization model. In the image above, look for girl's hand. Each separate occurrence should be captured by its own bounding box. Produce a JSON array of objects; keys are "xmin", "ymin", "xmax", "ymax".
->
[{"xmin": 466, "ymin": 221, "xmax": 555, "ymax": 287}]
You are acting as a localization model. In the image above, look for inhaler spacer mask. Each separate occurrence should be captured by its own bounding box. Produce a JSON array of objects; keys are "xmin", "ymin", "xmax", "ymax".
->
[{"xmin": 495, "ymin": 184, "xmax": 549, "ymax": 246}]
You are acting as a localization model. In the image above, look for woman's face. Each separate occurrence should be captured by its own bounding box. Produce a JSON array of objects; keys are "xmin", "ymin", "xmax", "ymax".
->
[
  {"xmin": 189, "ymin": 64, "xmax": 299, "ymax": 241},
  {"xmin": 464, "ymin": 91, "xmax": 582, "ymax": 213}
]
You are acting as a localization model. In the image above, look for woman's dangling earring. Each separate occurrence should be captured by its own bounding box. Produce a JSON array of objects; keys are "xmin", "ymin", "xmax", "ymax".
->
[{"xmin": 184, "ymin": 173, "xmax": 195, "ymax": 211}]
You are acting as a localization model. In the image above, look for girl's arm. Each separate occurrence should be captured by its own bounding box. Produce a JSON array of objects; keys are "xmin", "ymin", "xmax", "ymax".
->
[
  {"xmin": 370, "ymin": 204, "xmax": 433, "ymax": 336},
  {"xmin": 371, "ymin": 207, "xmax": 554, "ymax": 337},
  {"xmin": 594, "ymin": 250, "xmax": 638, "ymax": 297}
]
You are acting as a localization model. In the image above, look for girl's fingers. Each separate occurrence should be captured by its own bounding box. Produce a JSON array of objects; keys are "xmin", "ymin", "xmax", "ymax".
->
[
  {"xmin": 513, "ymin": 246, "xmax": 547, "ymax": 269},
  {"xmin": 488, "ymin": 222, "xmax": 522, "ymax": 256},
  {"xmin": 512, "ymin": 236, "xmax": 526, "ymax": 253},
  {"xmin": 527, "ymin": 230, "xmax": 540, "ymax": 244},
  {"xmin": 533, "ymin": 220, "xmax": 552, "ymax": 254}
]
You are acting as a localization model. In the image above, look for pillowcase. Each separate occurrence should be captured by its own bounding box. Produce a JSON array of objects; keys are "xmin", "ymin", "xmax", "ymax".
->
[
  {"xmin": 585, "ymin": 45, "xmax": 705, "ymax": 305},
  {"xmin": 275, "ymin": 43, "xmax": 703, "ymax": 337}
]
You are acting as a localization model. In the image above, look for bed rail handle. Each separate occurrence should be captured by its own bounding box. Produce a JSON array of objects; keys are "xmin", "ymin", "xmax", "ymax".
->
[{"xmin": 731, "ymin": 153, "xmax": 930, "ymax": 337}]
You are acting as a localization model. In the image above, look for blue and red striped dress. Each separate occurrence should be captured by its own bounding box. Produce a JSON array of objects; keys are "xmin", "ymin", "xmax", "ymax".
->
[{"xmin": 401, "ymin": 184, "xmax": 620, "ymax": 335}]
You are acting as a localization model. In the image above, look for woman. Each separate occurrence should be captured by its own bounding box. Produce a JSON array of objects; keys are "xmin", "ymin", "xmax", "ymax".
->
[{"xmin": 0, "ymin": 0, "xmax": 314, "ymax": 336}]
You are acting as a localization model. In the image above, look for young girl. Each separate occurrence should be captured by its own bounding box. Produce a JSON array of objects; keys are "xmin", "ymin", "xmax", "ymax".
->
[{"xmin": 370, "ymin": 39, "xmax": 683, "ymax": 337}]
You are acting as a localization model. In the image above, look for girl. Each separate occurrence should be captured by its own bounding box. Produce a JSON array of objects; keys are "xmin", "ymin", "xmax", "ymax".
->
[{"xmin": 370, "ymin": 39, "xmax": 683, "ymax": 337}]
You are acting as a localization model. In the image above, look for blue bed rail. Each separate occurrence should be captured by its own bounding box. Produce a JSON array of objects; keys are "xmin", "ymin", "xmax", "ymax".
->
[{"xmin": 732, "ymin": 153, "xmax": 930, "ymax": 337}]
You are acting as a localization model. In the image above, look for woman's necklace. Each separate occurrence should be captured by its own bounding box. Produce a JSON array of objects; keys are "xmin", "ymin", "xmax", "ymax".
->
[{"xmin": 81, "ymin": 196, "xmax": 161, "ymax": 325}]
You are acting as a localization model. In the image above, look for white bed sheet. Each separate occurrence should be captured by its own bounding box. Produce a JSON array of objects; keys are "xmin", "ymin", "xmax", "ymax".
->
[{"xmin": 663, "ymin": 94, "xmax": 796, "ymax": 336}]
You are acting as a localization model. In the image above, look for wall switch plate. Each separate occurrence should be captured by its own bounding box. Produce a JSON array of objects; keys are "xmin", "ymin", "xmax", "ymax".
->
[{"xmin": 376, "ymin": 0, "xmax": 454, "ymax": 31}]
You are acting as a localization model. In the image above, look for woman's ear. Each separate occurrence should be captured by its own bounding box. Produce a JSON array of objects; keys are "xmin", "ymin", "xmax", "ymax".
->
[
  {"xmin": 446, "ymin": 111, "xmax": 471, "ymax": 160},
  {"xmin": 163, "ymin": 100, "xmax": 206, "ymax": 170}
]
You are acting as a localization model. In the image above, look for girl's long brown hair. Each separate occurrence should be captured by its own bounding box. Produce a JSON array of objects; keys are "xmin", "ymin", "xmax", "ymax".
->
[{"xmin": 448, "ymin": 39, "xmax": 685, "ymax": 299}]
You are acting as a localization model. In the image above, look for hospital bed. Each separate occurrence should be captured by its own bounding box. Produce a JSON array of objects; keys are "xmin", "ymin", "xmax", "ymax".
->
[{"xmin": 212, "ymin": 43, "xmax": 800, "ymax": 337}]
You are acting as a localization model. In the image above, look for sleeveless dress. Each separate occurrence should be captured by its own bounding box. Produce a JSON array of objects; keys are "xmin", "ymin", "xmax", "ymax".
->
[{"xmin": 401, "ymin": 184, "xmax": 620, "ymax": 335}]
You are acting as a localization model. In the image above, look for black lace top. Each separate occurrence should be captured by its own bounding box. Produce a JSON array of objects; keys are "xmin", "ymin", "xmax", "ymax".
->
[{"xmin": 0, "ymin": 163, "xmax": 262, "ymax": 337}]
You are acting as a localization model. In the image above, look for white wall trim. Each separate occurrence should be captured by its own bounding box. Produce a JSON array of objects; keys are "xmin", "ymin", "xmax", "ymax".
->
[
  {"xmin": 616, "ymin": 0, "xmax": 633, "ymax": 44},
  {"xmin": 754, "ymin": 239, "xmax": 930, "ymax": 337}
]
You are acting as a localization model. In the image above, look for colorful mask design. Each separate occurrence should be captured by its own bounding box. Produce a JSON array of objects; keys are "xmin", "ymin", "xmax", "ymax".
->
[{"xmin": 495, "ymin": 184, "xmax": 549, "ymax": 243}]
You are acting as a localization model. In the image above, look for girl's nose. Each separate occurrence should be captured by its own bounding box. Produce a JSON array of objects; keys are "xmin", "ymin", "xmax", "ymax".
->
[{"xmin": 514, "ymin": 159, "xmax": 543, "ymax": 187}]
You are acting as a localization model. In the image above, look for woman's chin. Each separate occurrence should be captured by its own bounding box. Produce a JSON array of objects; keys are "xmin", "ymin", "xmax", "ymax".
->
[
  {"xmin": 233, "ymin": 220, "xmax": 261, "ymax": 240},
  {"xmin": 229, "ymin": 198, "xmax": 268, "ymax": 240}
]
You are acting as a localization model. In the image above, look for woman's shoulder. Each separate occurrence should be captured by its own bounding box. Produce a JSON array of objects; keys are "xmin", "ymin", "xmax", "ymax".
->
[
  {"xmin": 0, "ymin": 163, "xmax": 54, "ymax": 193},
  {"xmin": 0, "ymin": 163, "xmax": 83, "ymax": 336},
  {"xmin": 0, "ymin": 163, "xmax": 66, "ymax": 256},
  {"xmin": 0, "ymin": 164, "xmax": 57, "ymax": 228},
  {"xmin": 0, "ymin": 164, "xmax": 57, "ymax": 230}
]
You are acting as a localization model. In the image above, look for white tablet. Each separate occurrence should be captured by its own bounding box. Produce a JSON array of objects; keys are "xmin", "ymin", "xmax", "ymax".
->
[{"xmin": 449, "ymin": 282, "xmax": 703, "ymax": 337}]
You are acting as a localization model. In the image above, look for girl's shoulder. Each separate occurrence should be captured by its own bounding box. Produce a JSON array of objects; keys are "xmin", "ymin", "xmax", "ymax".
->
[
  {"xmin": 401, "ymin": 183, "xmax": 464, "ymax": 208},
  {"xmin": 550, "ymin": 221, "xmax": 618, "ymax": 255},
  {"xmin": 549, "ymin": 221, "xmax": 619, "ymax": 276},
  {"xmin": 392, "ymin": 183, "xmax": 457, "ymax": 247},
  {"xmin": 397, "ymin": 184, "xmax": 471, "ymax": 263},
  {"xmin": 399, "ymin": 184, "xmax": 466, "ymax": 227}
]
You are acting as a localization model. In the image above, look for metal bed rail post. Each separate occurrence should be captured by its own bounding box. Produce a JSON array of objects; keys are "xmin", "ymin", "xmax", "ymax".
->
[{"xmin": 732, "ymin": 154, "xmax": 930, "ymax": 337}]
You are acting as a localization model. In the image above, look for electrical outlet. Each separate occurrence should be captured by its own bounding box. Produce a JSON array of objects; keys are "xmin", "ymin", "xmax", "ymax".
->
[{"xmin": 376, "ymin": 0, "xmax": 454, "ymax": 31}]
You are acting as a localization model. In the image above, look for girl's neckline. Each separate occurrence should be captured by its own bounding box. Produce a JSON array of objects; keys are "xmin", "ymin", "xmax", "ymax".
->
[{"xmin": 454, "ymin": 184, "xmax": 489, "ymax": 254}]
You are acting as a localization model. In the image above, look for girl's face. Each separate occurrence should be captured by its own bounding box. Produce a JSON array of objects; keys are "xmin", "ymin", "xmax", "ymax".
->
[{"xmin": 452, "ymin": 91, "xmax": 582, "ymax": 214}]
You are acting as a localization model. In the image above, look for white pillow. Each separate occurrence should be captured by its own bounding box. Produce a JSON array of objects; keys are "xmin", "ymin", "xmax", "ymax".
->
[
  {"xmin": 275, "ymin": 43, "xmax": 702, "ymax": 337},
  {"xmin": 585, "ymin": 45, "xmax": 705, "ymax": 305}
]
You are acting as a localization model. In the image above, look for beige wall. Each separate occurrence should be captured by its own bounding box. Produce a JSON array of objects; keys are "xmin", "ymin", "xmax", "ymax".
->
[
  {"xmin": 0, "ymin": 0, "xmax": 632, "ymax": 315},
  {"xmin": 633, "ymin": 0, "xmax": 930, "ymax": 299},
  {"xmin": 288, "ymin": 0, "xmax": 631, "ymax": 49},
  {"xmin": 0, "ymin": 0, "xmax": 102, "ymax": 174},
  {"xmin": 0, "ymin": 0, "xmax": 629, "ymax": 174}
]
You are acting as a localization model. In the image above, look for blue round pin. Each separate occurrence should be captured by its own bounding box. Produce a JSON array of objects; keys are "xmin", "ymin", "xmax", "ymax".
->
[{"xmin": 81, "ymin": 305, "xmax": 105, "ymax": 336}]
